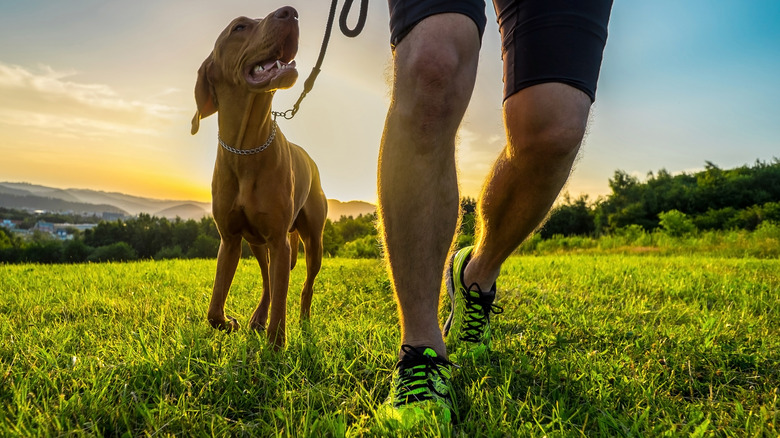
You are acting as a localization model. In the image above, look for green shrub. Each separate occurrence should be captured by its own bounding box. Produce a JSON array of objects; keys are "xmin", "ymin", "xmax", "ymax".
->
[
  {"xmin": 337, "ymin": 235, "xmax": 382, "ymax": 259},
  {"xmin": 88, "ymin": 242, "xmax": 137, "ymax": 262},
  {"xmin": 62, "ymin": 239, "xmax": 93, "ymax": 263},
  {"xmin": 658, "ymin": 210, "xmax": 697, "ymax": 237},
  {"xmin": 186, "ymin": 235, "xmax": 220, "ymax": 259},
  {"xmin": 155, "ymin": 246, "xmax": 184, "ymax": 260}
]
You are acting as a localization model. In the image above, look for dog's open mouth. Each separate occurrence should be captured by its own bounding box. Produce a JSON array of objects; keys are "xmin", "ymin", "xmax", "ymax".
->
[
  {"xmin": 244, "ymin": 31, "xmax": 298, "ymax": 89},
  {"xmin": 246, "ymin": 58, "xmax": 297, "ymax": 86}
]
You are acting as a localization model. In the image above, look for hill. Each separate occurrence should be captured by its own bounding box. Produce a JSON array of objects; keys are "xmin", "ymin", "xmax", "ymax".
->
[
  {"xmin": 0, "ymin": 192, "xmax": 128, "ymax": 216},
  {"xmin": 327, "ymin": 199, "xmax": 376, "ymax": 220},
  {"xmin": 0, "ymin": 182, "xmax": 374, "ymax": 222}
]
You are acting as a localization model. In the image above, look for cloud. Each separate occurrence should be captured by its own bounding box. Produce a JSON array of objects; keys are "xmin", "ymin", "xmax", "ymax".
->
[
  {"xmin": 0, "ymin": 63, "xmax": 184, "ymax": 138},
  {"xmin": 0, "ymin": 109, "xmax": 159, "ymax": 139}
]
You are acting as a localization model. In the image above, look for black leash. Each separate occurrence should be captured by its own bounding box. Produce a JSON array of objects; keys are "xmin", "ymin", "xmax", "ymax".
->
[{"xmin": 272, "ymin": 0, "xmax": 368, "ymax": 120}]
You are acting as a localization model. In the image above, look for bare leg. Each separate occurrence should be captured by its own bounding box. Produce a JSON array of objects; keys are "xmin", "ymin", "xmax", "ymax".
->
[
  {"xmin": 464, "ymin": 83, "xmax": 593, "ymax": 290},
  {"xmin": 378, "ymin": 14, "xmax": 480, "ymax": 358}
]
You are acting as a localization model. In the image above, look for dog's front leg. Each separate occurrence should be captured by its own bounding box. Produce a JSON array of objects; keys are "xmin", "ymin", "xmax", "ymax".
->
[
  {"xmin": 266, "ymin": 235, "xmax": 291, "ymax": 349},
  {"xmin": 208, "ymin": 235, "xmax": 242, "ymax": 332}
]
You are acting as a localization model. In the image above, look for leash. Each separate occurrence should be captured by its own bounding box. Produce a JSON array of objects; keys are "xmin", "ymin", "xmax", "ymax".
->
[{"xmin": 272, "ymin": 0, "xmax": 368, "ymax": 121}]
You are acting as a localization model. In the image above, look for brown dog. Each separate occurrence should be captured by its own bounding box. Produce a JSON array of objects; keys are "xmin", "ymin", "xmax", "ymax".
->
[{"xmin": 191, "ymin": 6, "xmax": 327, "ymax": 348}]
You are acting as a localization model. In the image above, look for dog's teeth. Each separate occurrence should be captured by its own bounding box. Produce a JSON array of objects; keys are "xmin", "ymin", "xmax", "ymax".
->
[
  {"xmin": 254, "ymin": 65, "xmax": 264, "ymax": 73},
  {"xmin": 276, "ymin": 60, "xmax": 282, "ymax": 69}
]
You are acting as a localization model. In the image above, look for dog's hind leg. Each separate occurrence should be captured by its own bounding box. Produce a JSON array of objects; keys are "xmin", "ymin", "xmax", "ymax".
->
[
  {"xmin": 289, "ymin": 230, "xmax": 300, "ymax": 270},
  {"xmin": 248, "ymin": 243, "xmax": 271, "ymax": 331},
  {"xmin": 296, "ymin": 206, "xmax": 325, "ymax": 323},
  {"xmin": 266, "ymin": 235, "xmax": 292, "ymax": 349},
  {"xmin": 208, "ymin": 235, "xmax": 242, "ymax": 332},
  {"xmin": 299, "ymin": 231, "xmax": 323, "ymax": 322}
]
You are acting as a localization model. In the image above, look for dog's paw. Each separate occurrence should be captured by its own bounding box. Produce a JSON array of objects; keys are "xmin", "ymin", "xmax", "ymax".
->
[{"xmin": 209, "ymin": 316, "xmax": 240, "ymax": 333}]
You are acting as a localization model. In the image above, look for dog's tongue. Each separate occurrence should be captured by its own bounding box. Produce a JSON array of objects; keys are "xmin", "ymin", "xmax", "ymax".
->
[{"xmin": 263, "ymin": 60, "xmax": 280, "ymax": 71}]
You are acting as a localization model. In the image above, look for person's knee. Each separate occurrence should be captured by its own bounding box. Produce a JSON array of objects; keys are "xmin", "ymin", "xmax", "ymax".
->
[
  {"xmin": 391, "ymin": 15, "xmax": 480, "ymax": 132},
  {"xmin": 510, "ymin": 118, "xmax": 586, "ymax": 161},
  {"xmin": 504, "ymin": 84, "xmax": 591, "ymax": 162},
  {"xmin": 398, "ymin": 45, "xmax": 475, "ymax": 119}
]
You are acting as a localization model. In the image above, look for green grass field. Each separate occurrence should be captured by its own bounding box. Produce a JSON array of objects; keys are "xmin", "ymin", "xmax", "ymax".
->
[{"xmin": 1, "ymin": 255, "xmax": 778, "ymax": 437}]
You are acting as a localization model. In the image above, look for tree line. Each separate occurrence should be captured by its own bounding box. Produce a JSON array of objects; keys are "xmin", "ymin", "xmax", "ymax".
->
[
  {"xmin": 534, "ymin": 159, "xmax": 780, "ymax": 239},
  {"xmin": 1, "ymin": 159, "xmax": 778, "ymax": 264},
  {"xmin": 0, "ymin": 212, "xmax": 380, "ymax": 264}
]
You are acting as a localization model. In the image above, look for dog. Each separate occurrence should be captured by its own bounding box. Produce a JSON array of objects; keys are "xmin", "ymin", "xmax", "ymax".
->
[{"xmin": 191, "ymin": 6, "xmax": 327, "ymax": 348}]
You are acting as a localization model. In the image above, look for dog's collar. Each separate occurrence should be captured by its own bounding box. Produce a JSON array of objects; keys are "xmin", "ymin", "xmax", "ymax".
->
[{"xmin": 218, "ymin": 121, "xmax": 277, "ymax": 155}]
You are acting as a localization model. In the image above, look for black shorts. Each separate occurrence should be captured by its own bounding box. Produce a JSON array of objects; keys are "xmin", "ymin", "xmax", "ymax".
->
[{"xmin": 388, "ymin": 0, "xmax": 613, "ymax": 102}]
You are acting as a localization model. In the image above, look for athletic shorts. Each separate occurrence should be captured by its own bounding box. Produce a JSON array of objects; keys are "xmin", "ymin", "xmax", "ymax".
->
[{"xmin": 388, "ymin": 0, "xmax": 613, "ymax": 102}]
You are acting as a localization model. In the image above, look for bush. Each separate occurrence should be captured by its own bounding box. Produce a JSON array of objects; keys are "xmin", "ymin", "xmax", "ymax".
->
[
  {"xmin": 752, "ymin": 221, "xmax": 780, "ymax": 241},
  {"xmin": 62, "ymin": 239, "xmax": 93, "ymax": 263},
  {"xmin": 187, "ymin": 235, "xmax": 220, "ymax": 259},
  {"xmin": 322, "ymin": 220, "xmax": 344, "ymax": 257},
  {"xmin": 615, "ymin": 224, "xmax": 647, "ymax": 243},
  {"xmin": 22, "ymin": 240, "xmax": 63, "ymax": 264},
  {"xmin": 337, "ymin": 235, "xmax": 382, "ymax": 259},
  {"xmin": 88, "ymin": 242, "xmax": 137, "ymax": 262},
  {"xmin": 658, "ymin": 210, "xmax": 696, "ymax": 237},
  {"xmin": 155, "ymin": 246, "xmax": 184, "ymax": 260},
  {"xmin": 692, "ymin": 207, "xmax": 738, "ymax": 230}
]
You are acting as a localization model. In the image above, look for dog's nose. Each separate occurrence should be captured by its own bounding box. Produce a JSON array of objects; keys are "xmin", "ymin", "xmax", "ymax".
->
[{"xmin": 274, "ymin": 6, "xmax": 298, "ymax": 21}]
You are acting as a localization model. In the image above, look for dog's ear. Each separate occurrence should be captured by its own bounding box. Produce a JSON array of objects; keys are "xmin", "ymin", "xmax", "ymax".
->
[{"xmin": 191, "ymin": 55, "xmax": 218, "ymax": 135}]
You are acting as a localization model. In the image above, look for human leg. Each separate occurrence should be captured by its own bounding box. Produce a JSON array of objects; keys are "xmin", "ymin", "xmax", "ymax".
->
[
  {"xmin": 464, "ymin": 0, "xmax": 612, "ymax": 289},
  {"xmin": 446, "ymin": 0, "xmax": 613, "ymax": 354},
  {"xmin": 378, "ymin": 12, "xmax": 481, "ymax": 358},
  {"xmin": 465, "ymin": 83, "xmax": 592, "ymax": 291}
]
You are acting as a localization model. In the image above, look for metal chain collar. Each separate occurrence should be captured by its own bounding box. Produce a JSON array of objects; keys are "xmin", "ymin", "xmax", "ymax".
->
[{"xmin": 218, "ymin": 121, "xmax": 277, "ymax": 155}]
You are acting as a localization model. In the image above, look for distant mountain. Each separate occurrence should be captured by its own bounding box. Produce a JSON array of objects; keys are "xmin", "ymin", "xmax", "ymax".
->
[
  {"xmin": 0, "ymin": 182, "xmax": 375, "ymax": 222},
  {"xmin": 154, "ymin": 203, "xmax": 210, "ymax": 220},
  {"xmin": 1, "ymin": 182, "xmax": 209, "ymax": 220},
  {"xmin": 327, "ymin": 200, "xmax": 376, "ymax": 220},
  {"xmin": 0, "ymin": 192, "xmax": 127, "ymax": 216}
]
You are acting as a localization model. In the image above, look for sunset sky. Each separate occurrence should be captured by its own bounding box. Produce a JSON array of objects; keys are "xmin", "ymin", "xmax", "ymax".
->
[{"xmin": 1, "ymin": 0, "xmax": 778, "ymax": 205}]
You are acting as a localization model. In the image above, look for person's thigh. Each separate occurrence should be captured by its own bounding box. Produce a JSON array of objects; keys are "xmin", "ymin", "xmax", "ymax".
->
[{"xmin": 493, "ymin": 0, "xmax": 613, "ymax": 102}]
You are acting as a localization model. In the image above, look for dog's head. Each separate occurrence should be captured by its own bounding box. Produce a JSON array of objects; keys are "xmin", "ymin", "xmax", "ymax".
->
[{"xmin": 191, "ymin": 6, "xmax": 299, "ymax": 134}]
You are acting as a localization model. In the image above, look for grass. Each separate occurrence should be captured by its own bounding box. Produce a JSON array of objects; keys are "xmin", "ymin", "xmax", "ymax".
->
[
  {"xmin": 517, "ymin": 222, "xmax": 780, "ymax": 259},
  {"xmin": 1, "ymin": 255, "xmax": 778, "ymax": 437}
]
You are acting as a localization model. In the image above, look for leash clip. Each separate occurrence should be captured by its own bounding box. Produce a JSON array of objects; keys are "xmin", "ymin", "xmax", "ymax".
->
[{"xmin": 272, "ymin": 109, "xmax": 295, "ymax": 120}]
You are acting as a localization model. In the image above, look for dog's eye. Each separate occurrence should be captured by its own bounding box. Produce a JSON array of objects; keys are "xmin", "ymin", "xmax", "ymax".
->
[{"xmin": 233, "ymin": 24, "xmax": 246, "ymax": 32}]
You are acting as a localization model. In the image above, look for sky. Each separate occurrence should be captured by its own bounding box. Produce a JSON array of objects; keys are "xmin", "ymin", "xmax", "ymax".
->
[{"xmin": 1, "ymin": 0, "xmax": 778, "ymax": 204}]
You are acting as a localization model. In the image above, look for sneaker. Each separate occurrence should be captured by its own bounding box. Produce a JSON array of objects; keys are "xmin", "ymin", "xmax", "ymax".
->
[
  {"xmin": 444, "ymin": 246, "xmax": 504, "ymax": 359},
  {"xmin": 379, "ymin": 345, "xmax": 456, "ymax": 426}
]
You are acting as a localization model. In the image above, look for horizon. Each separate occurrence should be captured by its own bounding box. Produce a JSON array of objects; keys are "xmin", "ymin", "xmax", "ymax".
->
[
  {"xmin": 2, "ymin": 1, "xmax": 779, "ymax": 204},
  {"xmin": 0, "ymin": 180, "xmax": 375, "ymax": 205}
]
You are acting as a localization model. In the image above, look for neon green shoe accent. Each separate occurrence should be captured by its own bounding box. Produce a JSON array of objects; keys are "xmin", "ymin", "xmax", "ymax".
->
[
  {"xmin": 378, "ymin": 345, "xmax": 456, "ymax": 427},
  {"xmin": 444, "ymin": 246, "xmax": 504, "ymax": 360}
]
